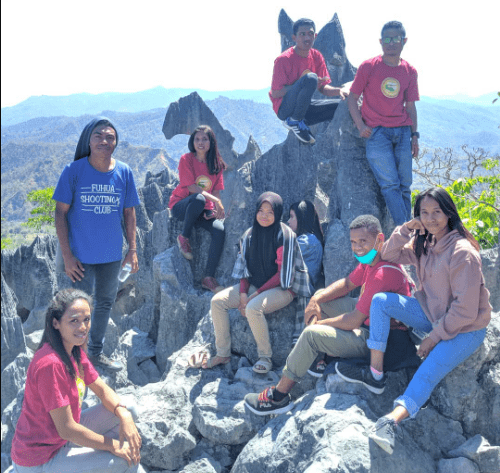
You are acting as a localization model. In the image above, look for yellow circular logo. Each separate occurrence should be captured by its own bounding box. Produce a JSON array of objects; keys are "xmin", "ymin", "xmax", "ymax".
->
[
  {"xmin": 196, "ymin": 175, "xmax": 212, "ymax": 190},
  {"xmin": 381, "ymin": 78, "xmax": 400, "ymax": 98}
]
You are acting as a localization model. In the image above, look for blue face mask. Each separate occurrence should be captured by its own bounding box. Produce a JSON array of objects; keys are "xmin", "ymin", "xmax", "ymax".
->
[{"xmin": 353, "ymin": 237, "xmax": 380, "ymax": 265}]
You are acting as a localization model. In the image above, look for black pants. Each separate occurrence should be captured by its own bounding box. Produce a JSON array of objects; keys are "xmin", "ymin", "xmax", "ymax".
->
[
  {"xmin": 277, "ymin": 73, "xmax": 340, "ymax": 126},
  {"xmin": 171, "ymin": 193, "xmax": 225, "ymax": 277}
]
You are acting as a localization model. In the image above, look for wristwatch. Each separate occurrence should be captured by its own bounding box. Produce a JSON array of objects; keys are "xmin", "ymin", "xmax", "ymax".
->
[{"xmin": 411, "ymin": 132, "xmax": 420, "ymax": 139}]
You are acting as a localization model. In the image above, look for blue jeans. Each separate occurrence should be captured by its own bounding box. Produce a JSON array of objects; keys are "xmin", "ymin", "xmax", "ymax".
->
[
  {"xmin": 72, "ymin": 260, "xmax": 122, "ymax": 356},
  {"xmin": 277, "ymin": 73, "xmax": 339, "ymax": 126},
  {"xmin": 367, "ymin": 292, "xmax": 486, "ymax": 417},
  {"xmin": 365, "ymin": 126, "xmax": 412, "ymax": 225},
  {"xmin": 171, "ymin": 193, "xmax": 225, "ymax": 277}
]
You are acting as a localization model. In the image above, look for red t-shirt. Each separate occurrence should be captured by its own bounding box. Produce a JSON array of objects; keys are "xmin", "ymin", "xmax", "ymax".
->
[
  {"xmin": 11, "ymin": 343, "xmax": 99, "ymax": 467},
  {"xmin": 270, "ymin": 47, "xmax": 331, "ymax": 114},
  {"xmin": 348, "ymin": 260, "xmax": 412, "ymax": 328},
  {"xmin": 168, "ymin": 153, "xmax": 224, "ymax": 211},
  {"xmin": 350, "ymin": 55, "xmax": 419, "ymax": 128}
]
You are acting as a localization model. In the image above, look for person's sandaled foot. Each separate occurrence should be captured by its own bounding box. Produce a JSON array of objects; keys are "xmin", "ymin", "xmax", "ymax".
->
[
  {"xmin": 188, "ymin": 351, "xmax": 207, "ymax": 368},
  {"xmin": 253, "ymin": 357, "xmax": 272, "ymax": 374}
]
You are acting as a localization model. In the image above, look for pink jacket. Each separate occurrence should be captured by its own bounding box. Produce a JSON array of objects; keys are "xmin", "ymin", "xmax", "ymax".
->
[{"xmin": 381, "ymin": 224, "xmax": 491, "ymax": 343}]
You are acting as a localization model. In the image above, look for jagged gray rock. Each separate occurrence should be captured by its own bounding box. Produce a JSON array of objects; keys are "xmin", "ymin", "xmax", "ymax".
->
[
  {"xmin": 1, "ymin": 274, "xmax": 26, "ymax": 371},
  {"xmin": 0, "ymin": 353, "xmax": 31, "ymax": 413},
  {"xmin": 438, "ymin": 457, "xmax": 480, "ymax": 473},
  {"xmin": 449, "ymin": 435, "xmax": 500, "ymax": 473},
  {"xmin": 1, "ymin": 235, "xmax": 58, "ymax": 334}
]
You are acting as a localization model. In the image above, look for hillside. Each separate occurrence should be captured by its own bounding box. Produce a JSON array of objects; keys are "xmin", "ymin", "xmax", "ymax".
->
[
  {"xmin": 0, "ymin": 87, "xmax": 271, "ymax": 127},
  {"xmin": 1, "ymin": 92, "xmax": 499, "ymax": 227}
]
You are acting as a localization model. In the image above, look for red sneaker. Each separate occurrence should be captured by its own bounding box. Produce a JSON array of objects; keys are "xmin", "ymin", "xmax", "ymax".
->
[
  {"xmin": 201, "ymin": 277, "xmax": 224, "ymax": 293},
  {"xmin": 177, "ymin": 235, "xmax": 193, "ymax": 260}
]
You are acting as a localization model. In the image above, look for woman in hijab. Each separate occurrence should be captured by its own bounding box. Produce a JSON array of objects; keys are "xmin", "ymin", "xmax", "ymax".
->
[{"xmin": 189, "ymin": 192, "xmax": 312, "ymax": 374}]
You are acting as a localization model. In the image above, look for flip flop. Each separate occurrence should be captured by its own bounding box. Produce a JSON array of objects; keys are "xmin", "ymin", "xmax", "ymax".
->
[
  {"xmin": 253, "ymin": 357, "xmax": 272, "ymax": 374},
  {"xmin": 203, "ymin": 355, "xmax": 231, "ymax": 369},
  {"xmin": 188, "ymin": 351, "xmax": 208, "ymax": 369}
]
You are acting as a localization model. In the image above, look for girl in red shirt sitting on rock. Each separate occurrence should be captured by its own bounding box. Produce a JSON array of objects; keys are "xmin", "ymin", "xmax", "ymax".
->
[
  {"xmin": 10, "ymin": 288, "xmax": 144, "ymax": 473},
  {"xmin": 168, "ymin": 125, "xmax": 227, "ymax": 293}
]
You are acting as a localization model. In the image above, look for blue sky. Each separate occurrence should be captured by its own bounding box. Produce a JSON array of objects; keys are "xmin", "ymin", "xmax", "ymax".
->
[{"xmin": 1, "ymin": 0, "xmax": 499, "ymax": 108}]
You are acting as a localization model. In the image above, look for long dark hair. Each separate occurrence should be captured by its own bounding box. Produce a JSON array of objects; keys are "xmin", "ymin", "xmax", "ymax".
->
[
  {"xmin": 74, "ymin": 117, "xmax": 119, "ymax": 161},
  {"xmin": 38, "ymin": 289, "xmax": 93, "ymax": 378},
  {"xmin": 289, "ymin": 200, "xmax": 324, "ymax": 247},
  {"xmin": 413, "ymin": 187, "xmax": 479, "ymax": 259},
  {"xmin": 187, "ymin": 125, "xmax": 227, "ymax": 175}
]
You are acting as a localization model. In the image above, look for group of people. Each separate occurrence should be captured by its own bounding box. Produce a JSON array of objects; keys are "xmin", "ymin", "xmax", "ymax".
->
[{"xmin": 8, "ymin": 16, "xmax": 493, "ymax": 473}]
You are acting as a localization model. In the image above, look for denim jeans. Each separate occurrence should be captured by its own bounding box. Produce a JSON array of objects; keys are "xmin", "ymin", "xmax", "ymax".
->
[
  {"xmin": 12, "ymin": 403, "xmax": 145, "ymax": 473},
  {"xmin": 365, "ymin": 126, "xmax": 412, "ymax": 225},
  {"xmin": 367, "ymin": 292, "xmax": 486, "ymax": 417},
  {"xmin": 171, "ymin": 193, "xmax": 225, "ymax": 277},
  {"xmin": 277, "ymin": 73, "xmax": 339, "ymax": 126},
  {"xmin": 72, "ymin": 260, "xmax": 122, "ymax": 356}
]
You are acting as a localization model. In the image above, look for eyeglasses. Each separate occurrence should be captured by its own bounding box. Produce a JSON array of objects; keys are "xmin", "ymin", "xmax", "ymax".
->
[{"xmin": 382, "ymin": 36, "xmax": 404, "ymax": 44}]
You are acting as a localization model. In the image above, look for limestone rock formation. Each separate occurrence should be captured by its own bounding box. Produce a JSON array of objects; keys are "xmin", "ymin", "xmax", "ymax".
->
[{"xmin": 1, "ymin": 10, "xmax": 499, "ymax": 473}]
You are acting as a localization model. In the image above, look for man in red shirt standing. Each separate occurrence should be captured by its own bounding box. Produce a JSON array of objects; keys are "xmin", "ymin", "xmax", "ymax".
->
[
  {"xmin": 348, "ymin": 21, "xmax": 419, "ymax": 226},
  {"xmin": 270, "ymin": 18, "xmax": 349, "ymax": 144}
]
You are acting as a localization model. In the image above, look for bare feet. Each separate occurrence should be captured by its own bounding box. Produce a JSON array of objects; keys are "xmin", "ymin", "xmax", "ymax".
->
[{"xmin": 202, "ymin": 355, "xmax": 231, "ymax": 369}]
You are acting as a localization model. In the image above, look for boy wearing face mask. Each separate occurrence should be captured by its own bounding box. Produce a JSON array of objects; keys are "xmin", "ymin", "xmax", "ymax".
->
[
  {"xmin": 245, "ymin": 215, "xmax": 417, "ymax": 416},
  {"xmin": 348, "ymin": 21, "xmax": 419, "ymax": 226}
]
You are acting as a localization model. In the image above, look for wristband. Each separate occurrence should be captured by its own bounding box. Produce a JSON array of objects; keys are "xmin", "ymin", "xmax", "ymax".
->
[
  {"xmin": 114, "ymin": 403, "xmax": 127, "ymax": 415},
  {"xmin": 128, "ymin": 248, "xmax": 137, "ymax": 252}
]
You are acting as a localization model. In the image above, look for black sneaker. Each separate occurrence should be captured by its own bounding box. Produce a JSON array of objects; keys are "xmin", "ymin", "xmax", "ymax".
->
[
  {"xmin": 369, "ymin": 416, "xmax": 402, "ymax": 454},
  {"xmin": 283, "ymin": 118, "xmax": 314, "ymax": 144},
  {"xmin": 335, "ymin": 362, "xmax": 386, "ymax": 394},
  {"xmin": 307, "ymin": 357, "xmax": 327, "ymax": 378},
  {"xmin": 244, "ymin": 386, "xmax": 294, "ymax": 416},
  {"xmin": 89, "ymin": 353, "xmax": 124, "ymax": 372}
]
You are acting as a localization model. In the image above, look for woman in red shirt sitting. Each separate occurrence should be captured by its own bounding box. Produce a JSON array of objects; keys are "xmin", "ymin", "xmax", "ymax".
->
[
  {"xmin": 168, "ymin": 125, "xmax": 227, "ymax": 293},
  {"xmin": 10, "ymin": 288, "xmax": 145, "ymax": 472}
]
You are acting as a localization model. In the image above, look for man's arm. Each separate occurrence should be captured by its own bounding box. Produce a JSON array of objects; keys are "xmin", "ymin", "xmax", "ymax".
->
[
  {"xmin": 348, "ymin": 93, "xmax": 372, "ymax": 138},
  {"xmin": 55, "ymin": 201, "xmax": 84, "ymax": 282},
  {"xmin": 316, "ymin": 308, "xmax": 367, "ymax": 331},
  {"xmin": 319, "ymin": 84, "xmax": 349, "ymax": 99},
  {"xmin": 122, "ymin": 207, "xmax": 138, "ymax": 273},
  {"xmin": 304, "ymin": 277, "xmax": 357, "ymax": 325},
  {"xmin": 270, "ymin": 85, "xmax": 293, "ymax": 99},
  {"xmin": 406, "ymin": 101, "xmax": 419, "ymax": 157}
]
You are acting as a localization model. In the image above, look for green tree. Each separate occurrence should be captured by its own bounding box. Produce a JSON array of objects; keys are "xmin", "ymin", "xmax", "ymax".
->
[
  {"xmin": 22, "ymin": 186, "xmax": 56, "ymax": 232},
  {"xmin": 412, "ymin": 147, "xmax": 499, "ymax": 249}
]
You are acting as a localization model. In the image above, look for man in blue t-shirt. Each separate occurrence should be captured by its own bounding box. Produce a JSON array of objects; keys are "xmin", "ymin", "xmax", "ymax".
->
[{"xmin": 53, "ymin": 118, "xmax": 140, "ymax": 371}]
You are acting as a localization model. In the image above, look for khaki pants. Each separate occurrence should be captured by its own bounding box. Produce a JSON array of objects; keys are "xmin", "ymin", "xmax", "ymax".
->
[
  {"xmin": 282, "ymin": 295, "xmax": 370, "ymax": 382},
  {"xmin": 211, "ymin": 284, "xmax": 294, "ymax": 359}
]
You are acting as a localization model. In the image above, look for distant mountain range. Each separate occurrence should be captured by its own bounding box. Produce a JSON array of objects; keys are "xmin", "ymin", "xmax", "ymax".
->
[{"xmin": 1, "ymin": 88, "xmax": 499, "ymax": 225}]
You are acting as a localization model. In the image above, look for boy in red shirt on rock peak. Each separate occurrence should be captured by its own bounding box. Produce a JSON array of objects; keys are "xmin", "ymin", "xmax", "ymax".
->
[
  {"xmin": 270, "ymin": 18, "xmax": 349, "ymax": 144},
  {"xmin": 348, "ymin": 20, "xmax": 419, "ymax": 226}
]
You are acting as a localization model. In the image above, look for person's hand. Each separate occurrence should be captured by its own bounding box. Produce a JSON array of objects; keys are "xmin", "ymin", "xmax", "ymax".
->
[
  {"xmin": 304, "ymin": 298, "xmax": 322, "ymax": 325},
  {"xmin": 339, "ymin": 87, "xmax": 349, "ymax": 100},
  {"xmin": 111, "ymin": 439, "xmax": 140, "ymax": 466},
  {"xmin": 123, "ymin": 250, "xmax": 139, "ymax": 274},
  {"xmin": 358, "ymin": 124, "xmax": 372, "ymax": 139},
  {"xmin": 63, "ymin": 254, "xmax": 85, "ymax": 282},
  {"xmin": 406, "ymin": 217, "xmax": 426, "ymax": 235},
  {"xmin": 238, "ymin": 293, "xmax": 248, "ymax": 317},
  {"xmin": 412, "ymin": 136, "xmax": 419, "ymax": 157},
  {"xmin": 416, "ymin": 337, "xmax": 437, "ymax": 359},
  {"xmin": 214, "ymin": 199, "xmax": 225, "ymax": 220},
  {"xmin": 118, "ymin": 412, "xmax": 141, "ymax": 465}
]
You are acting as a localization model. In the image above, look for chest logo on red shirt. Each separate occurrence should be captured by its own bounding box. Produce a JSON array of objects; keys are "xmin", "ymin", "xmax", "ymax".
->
[
  {"xmin": 381, "ymin": 78, "xmax": 400, "ymax": 98},
  {"xmin": 196, "ymin": 175, "xmax": 212, "ymax": 190}
]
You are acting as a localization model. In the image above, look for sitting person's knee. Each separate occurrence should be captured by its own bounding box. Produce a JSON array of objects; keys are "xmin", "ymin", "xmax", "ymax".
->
[{"xmin": 304, "ymin": 72, "xmax": 318, "ymax": 86}]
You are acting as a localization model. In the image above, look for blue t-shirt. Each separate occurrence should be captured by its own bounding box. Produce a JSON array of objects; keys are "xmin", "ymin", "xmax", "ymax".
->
[
  {"xmin": 52, "ymin": 158, "xmax": 140, "ymax": 264},
  {"xmin": 297, "ymin": 233, "xmax": 323, "ymax": 292}
]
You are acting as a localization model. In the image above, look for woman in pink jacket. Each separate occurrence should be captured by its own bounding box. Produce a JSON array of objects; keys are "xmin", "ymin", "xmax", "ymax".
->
[{"xmin": 335, "ymin": 187, "xmax": 491, "ymax": 454}]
